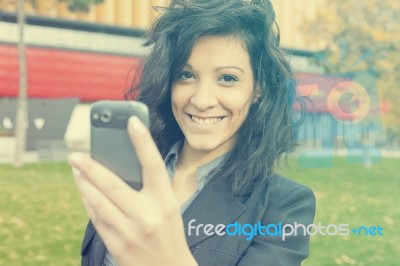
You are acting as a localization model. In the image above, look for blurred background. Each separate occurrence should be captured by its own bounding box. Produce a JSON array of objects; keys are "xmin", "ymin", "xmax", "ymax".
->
[{"xmin": 0, "ymin": 0, "xmax": 399, "ymax": 265}]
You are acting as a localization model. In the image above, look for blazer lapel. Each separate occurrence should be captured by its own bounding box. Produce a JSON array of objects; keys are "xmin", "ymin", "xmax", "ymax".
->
[
  {"xmin": 182, "ymin": 179, "xmax": 247, "ymax": 248},
  {"xmin": 91, "ymin": 233, "xmax": 107, "ymax": 266}
]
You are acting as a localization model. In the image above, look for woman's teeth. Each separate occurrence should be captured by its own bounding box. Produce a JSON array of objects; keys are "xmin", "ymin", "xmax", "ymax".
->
[{"xmin": 190, "ymin": 115, "xmax": 223, "ymax": 125}]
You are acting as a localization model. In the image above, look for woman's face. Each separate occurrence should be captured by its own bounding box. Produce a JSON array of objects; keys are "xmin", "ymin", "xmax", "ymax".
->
[{"xmin": 171, "ymin": 35, "xmax": 256, "ymax": 154}]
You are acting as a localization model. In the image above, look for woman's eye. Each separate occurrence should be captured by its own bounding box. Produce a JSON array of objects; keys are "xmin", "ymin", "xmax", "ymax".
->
[
  {"xmin": 219, "ymin": 74, "xmax": 238, "ymax": 84},
  {"xmin": 177, "ymin": 71, "xmax": 195, "ymax": 80}
]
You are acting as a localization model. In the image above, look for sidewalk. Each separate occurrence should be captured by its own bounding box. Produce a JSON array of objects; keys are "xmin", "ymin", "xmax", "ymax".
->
[
  {"xmin": 294, "ymin": 148, "xmax": 400, "ymax": 158},
  {"xmin": 1, "ymin": 148, "xmax": 399, "ymax": 165},
  {"xmin": 0, "ymin": 137, "xmax": 88, "ymax": 165},
  {"xmin": 0, "ymin": 151, "xmax": 41, "ymax": 164}
]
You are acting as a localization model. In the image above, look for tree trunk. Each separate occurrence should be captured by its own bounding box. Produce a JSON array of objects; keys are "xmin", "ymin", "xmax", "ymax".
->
[{"xmin": 14, "ymin": 0, "xmax": 28, "ymax": 167}]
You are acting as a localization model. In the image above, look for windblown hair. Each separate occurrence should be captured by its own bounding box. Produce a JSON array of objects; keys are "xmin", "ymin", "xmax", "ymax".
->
[{"xmin": 125, "ymin": 0, "xmax": 306, "ymax": 195}]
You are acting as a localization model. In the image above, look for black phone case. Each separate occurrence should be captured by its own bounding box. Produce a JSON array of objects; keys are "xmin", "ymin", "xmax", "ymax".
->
[{"xmin": 90, "ymin": 101, "xmax": 149, "ymax": 190}]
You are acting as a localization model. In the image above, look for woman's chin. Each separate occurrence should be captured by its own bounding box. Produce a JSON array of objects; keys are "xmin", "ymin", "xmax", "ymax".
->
[{"xmin": 185, "ymin": 137, "xmax": 233, "ymax": 154}]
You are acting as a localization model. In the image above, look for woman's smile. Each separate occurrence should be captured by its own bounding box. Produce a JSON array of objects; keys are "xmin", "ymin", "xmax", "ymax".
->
[{"xmin": 183, "ymin": 113, "xmax": 228, "ymax": 133}]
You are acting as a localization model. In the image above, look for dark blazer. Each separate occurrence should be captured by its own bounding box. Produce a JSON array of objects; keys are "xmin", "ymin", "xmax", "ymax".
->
[{"xmin": 80, "ymin": 174, "xmax": 316, "ymax": 266}]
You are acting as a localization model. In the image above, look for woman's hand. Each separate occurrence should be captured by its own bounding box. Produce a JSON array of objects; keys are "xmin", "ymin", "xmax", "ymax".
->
[{"xmin": 68, "ymin": 116, "xmax": 197, "ymax": 266}]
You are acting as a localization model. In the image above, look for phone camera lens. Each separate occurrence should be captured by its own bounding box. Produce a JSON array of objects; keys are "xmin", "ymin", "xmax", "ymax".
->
[{"xmin": 100, "ymin": 111, "xmax": 112, "ymax": 123}]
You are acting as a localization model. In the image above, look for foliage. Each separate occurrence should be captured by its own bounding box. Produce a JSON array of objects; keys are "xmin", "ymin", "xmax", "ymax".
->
[
  {"xmin": 30, "ymin": 0, "xmax": 104, "ymax": 12},
  {"xmin": 303, "ymin": 0, "xmax": 400, "ymax": 141},
  {"xmin": 60, "ymin": 0, "xmax": 103, "ymax": 12}
]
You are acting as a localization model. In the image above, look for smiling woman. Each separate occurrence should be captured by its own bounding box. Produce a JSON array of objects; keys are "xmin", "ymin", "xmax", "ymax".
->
[{"xmin": 70, "ymin": 1, "xmax": 316, "ymax": 266}]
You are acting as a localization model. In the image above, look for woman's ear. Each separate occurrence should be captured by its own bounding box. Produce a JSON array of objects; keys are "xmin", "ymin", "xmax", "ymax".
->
[{"xmin": 252, "ymin": 88, "xmax": 261, "ymax": 103}]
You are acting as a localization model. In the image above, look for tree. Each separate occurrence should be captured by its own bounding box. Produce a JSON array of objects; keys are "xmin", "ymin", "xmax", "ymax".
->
[
  {"xmin": 13, "ymin": 0, "xmax": 103, "ymax": 167},
  {"xmin": 58, "ymin": 0, "xmax": 103, "ymax": 12},
  {"xmin": 13, "ymin": 0, "xmax": 28, "ymax": 167},
  {"xmin": 27, "ymin": 0, "xmax": 103, "ymax": 12},
  {"xmin": 303, "ymin": 0, "xmax": 400, "ymax": 143}
]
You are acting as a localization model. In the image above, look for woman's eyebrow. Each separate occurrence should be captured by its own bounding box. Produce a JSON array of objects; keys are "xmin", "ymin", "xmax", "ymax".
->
[
  {"xmin": 183, "ymin": 63, "xmax": 245, "ymax": 74},
  {"xmin": 183, "ymin": 63, "xmax": 194, "ymax": 70},
  {"xmin": 215, "ymin": 66, "xmax": 245, "ymax": 73}
]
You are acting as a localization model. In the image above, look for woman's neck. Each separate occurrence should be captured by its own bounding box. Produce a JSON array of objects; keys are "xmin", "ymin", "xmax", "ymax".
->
[{"xmin": 176, "ymin": 139, "xmax": 232, "ymax": 172}]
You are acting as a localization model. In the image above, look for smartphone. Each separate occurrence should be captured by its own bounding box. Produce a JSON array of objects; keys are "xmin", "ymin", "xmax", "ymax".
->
[{"xmin": 90, "ymin": 100, "xmax": 149, "ymax": 190}]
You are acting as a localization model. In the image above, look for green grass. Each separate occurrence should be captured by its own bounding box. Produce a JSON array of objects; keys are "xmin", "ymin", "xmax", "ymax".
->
[
  {"xmin": 0, "ymin": 163, "xmax": 86, "ymax": 266},
  {"xmin": 0, "ymin": 157, "xmax": 399, "ymax": 265},
  {"xmin": 280, "ymin": 157, "xmax": 400, "ymax": 266}
]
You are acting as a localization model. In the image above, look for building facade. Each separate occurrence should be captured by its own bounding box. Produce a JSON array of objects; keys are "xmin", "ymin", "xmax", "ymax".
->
[{"xmin": 0, "ymin": 0, "xmax": 326, "ymax": 50}]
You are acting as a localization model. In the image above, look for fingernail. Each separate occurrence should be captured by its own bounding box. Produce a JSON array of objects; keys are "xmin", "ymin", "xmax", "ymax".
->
[
  {"xmin": 128, "ymin": 116, "xmax": 145, "ymax": 133},
  {"xmin": 68, "ymin": 153, "xmax": 83, "ymax": 166},
  {"xmin": 72, "ymin": 167, "xmax": 82, "ymax": 177}
]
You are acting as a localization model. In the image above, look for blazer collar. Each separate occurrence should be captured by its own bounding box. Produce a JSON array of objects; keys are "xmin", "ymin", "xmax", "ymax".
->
[
  {"xmin": 91, "ymin": 232, "xmax": 106, "ymax": 266},
  {"xmin": 182, "ymin": 178, "xmax": 247, "ymax": 247}
]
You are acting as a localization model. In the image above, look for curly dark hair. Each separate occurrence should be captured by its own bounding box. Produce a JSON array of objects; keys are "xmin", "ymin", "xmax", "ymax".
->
[{"xmin": 125, "ymin": 0, "xmax": 306, "ymax": 195}]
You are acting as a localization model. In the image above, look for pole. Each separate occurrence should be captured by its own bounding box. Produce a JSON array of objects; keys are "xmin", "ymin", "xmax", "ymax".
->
[{"xmin": 14, "ymin": 0, "xmax": 28, "ymax": 167}]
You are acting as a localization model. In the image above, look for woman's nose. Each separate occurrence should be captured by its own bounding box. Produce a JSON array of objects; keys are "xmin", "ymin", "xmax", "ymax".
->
[{"xmin": 190, "ymin": 80, "xmax": 218, "ymax": 110}]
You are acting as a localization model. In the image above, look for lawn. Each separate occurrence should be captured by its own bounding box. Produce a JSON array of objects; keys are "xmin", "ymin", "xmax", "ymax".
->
[
  {"xmin": 0, "ymin": 163, "xmax": 86, "ymax": 266},
  {"xmin": 0, "ymin": 157, "xmax": 399, "ymax": 265},
  {"xmin": 280, "ymin": 156, "xmax": 400, "ymax": 266}
]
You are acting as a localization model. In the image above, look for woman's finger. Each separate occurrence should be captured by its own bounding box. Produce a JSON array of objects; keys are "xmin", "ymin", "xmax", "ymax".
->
[
  {"xmin": 68, "ymin": 153, "xmax": 144, "ymax": 215},
  {"xmin": 72, "ymin": 167, "xmax": 128, "ymax": 231}
]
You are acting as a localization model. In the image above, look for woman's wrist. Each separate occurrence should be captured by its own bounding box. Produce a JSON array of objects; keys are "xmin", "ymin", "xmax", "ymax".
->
[
  {"xmin": 176, "ymin": 252, "xmax": 198, "ymax": 266},
  {"xmin": 170, "ymin": 247, "xmax": 198, "ymax": 266}
]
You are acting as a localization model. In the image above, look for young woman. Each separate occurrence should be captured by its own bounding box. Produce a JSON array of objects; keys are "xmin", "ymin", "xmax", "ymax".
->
[{"xmin": 69, "ymin": 0, "xmax": 316, "ymax": 265}]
